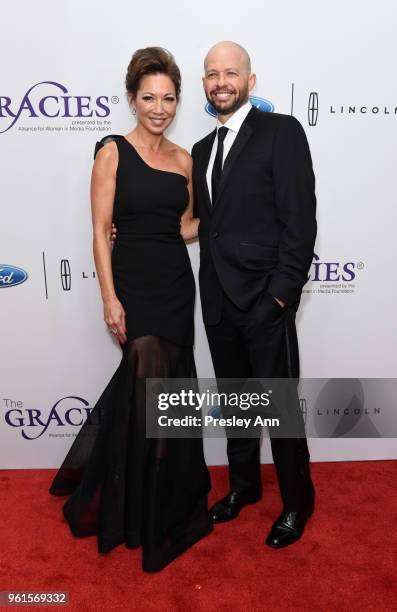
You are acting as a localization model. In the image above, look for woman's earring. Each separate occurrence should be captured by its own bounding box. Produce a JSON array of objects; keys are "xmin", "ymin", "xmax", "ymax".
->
[{"xmin": 132, "ymin": 107, "xmax": 136, "ymax": 116}]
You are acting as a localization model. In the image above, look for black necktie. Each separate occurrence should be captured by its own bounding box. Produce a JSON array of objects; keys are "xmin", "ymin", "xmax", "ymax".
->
[{"xmin": 211, "ymin": 126, "xmax": 228, "ymax": 204}]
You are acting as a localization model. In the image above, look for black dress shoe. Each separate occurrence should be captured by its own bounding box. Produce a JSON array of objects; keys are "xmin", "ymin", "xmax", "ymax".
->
[
  {"xmin": 211, "ymin": 489, "xmax": 262, "ymax": 523},
  {"xmin": 265, "ymin": 495, "xmax": 315, "ymax": 549}
]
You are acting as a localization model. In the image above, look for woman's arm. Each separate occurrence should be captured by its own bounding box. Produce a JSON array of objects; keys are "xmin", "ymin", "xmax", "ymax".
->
[
  {"xmin": 179, "ymin": 151, "xmax": 200, "ymax": 241},
  {"xmin": 91, "ymin": 142, "xmax": 127, "ymax": 344}
]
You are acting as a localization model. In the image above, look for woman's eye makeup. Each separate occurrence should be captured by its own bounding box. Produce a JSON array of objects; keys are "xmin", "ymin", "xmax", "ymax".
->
[{"xmin": 140, "ymin": 95, "xmax": 176, "ymax": 104}]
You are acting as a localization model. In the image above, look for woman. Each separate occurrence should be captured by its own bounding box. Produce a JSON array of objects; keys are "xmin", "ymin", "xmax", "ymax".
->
[{"xmin": 49, "ymin": 47, "xmax": 212, "ymax": 572}]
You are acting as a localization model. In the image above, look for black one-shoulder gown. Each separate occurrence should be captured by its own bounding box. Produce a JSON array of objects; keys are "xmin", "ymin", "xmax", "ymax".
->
[{"xmin": 49, "ymin": 135, "xmax": 213, "ymax": 572}]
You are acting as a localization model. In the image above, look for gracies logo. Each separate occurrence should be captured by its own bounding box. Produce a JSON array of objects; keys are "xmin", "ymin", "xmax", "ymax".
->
[{"xmin": 0, "ymin": 81, "xmax": 112, "ymax": 133}]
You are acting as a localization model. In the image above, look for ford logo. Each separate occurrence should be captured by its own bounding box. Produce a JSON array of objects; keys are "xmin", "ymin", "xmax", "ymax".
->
[
  {"xmin": 205, "ymin": 95, "xmax": 274, "ymax": 117},
  {"xmin": 0, "ymin": 264, "xmax": 28, "ymax": 288},
  {"xmin": 208, "ymin": 405, "xmax": 222, "ymax": 418},
  {"xmin": 249, "ymin": 96, "xmax": 275, "ymax": 113}
]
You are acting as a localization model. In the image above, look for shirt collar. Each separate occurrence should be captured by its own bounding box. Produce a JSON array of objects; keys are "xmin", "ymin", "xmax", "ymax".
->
[{"xmin": 216, "ymin": 100, "xmax": 252, "ymax": 134}]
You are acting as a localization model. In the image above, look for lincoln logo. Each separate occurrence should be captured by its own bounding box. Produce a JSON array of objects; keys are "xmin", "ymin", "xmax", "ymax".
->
[
  {"xmin": 300, "ymin": 399, "xmax": 307, "ymax": 425},
  {"xmin": 60, "ymin": 259, "xmax": 71, "ymax": 291},
  {"xmin": 308, "ymin": 92, "xmax": 319, "ymax": 126}
]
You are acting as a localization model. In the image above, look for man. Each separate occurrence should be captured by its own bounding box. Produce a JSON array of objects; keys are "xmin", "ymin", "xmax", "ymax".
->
[{"xmin": 191, "ymin": 41, "xmax": 317, "ymax": 548}]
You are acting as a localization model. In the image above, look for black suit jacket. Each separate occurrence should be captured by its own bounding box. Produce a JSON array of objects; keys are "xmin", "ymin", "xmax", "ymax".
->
[{"xmin": 191, "ymin": 107, "xmax": 317, "ymax": 325}]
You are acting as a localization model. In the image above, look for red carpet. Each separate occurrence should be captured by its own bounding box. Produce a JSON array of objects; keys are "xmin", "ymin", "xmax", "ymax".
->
[{"xmin": 0, "ymin": 461, "xmax": 396, "ymax": 611}]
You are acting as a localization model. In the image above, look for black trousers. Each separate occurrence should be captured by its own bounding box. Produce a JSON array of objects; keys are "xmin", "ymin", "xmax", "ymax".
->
[{"xmin": 205, "ymin": 289, "xmax": 313, "ymax": 511}]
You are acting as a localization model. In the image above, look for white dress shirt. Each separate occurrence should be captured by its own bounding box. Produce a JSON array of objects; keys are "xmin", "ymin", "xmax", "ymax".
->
[{"xmin": 206, "ymin": 100, "xmax": 252, "ymax": 202}]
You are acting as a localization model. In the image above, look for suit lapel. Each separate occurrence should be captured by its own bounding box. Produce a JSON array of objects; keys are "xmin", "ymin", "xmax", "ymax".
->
[
  {"xmin": 213, "ymin": 106, "xmax": 257, "ymax": 207},
  {"xmin": 198, "ymin": 129, "xmax": 216, "ymax": 211}
]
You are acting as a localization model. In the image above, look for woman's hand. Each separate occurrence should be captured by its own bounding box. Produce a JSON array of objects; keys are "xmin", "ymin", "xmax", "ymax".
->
[
  {"xmin": 180, "ymin": 216, "xmax": 200, "ymax": 241},
  {"xmin": 103, "ymin": 296, "xmax": 127, "ymax": 345}
]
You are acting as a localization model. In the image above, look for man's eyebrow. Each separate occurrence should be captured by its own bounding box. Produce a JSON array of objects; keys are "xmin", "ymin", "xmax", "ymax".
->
[{"xmin": 205, "ymin": 67, "xmax": 240, "ymax": 72}]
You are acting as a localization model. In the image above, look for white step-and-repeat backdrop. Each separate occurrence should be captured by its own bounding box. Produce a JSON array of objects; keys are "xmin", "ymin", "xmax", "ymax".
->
[{"xmin": 1, "ymin": 0, "xmax": 396, "ymax": 468}]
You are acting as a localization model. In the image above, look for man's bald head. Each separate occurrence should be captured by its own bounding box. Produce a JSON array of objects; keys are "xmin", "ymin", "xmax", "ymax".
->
[
  {"xmin": 204, "ymin": 41, "xmax": 251, "ymax": 75},
  {"xmin": 202, "ymin": 40, "xmax": 256, "ymax": 121}
]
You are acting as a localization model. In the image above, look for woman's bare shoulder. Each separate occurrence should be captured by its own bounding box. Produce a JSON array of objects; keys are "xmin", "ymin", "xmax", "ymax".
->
[
  {"xmin": 168, "ymin": 141, "xmax": 192, "ymax": 171},
  {"xmin": 163, "ymin": 138, "xmax": 190, "ymax": 158},
  {"xmin": 95, "ymin": 139, "xmax": 118, "ymax": 160},
  {"xmin": 93, "ymin": 140, "xmax": 118, "ymax": 175}
]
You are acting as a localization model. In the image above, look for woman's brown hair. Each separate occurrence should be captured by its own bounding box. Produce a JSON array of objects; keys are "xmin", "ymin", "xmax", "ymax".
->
[{"xmin": 125, "ymin": 47, "xmax": 181, "ymax": 101}]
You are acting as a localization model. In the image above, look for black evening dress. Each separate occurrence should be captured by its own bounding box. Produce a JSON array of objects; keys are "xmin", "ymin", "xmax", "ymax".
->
[{"xmin": 49, "ymin": 135, "xmax": 213, "ymax": 572}]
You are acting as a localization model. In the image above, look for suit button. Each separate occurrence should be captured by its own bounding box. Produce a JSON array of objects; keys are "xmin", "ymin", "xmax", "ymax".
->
[{"xmin": 212, "ymin": 231, "xmax": 219, "ymax": 238}]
